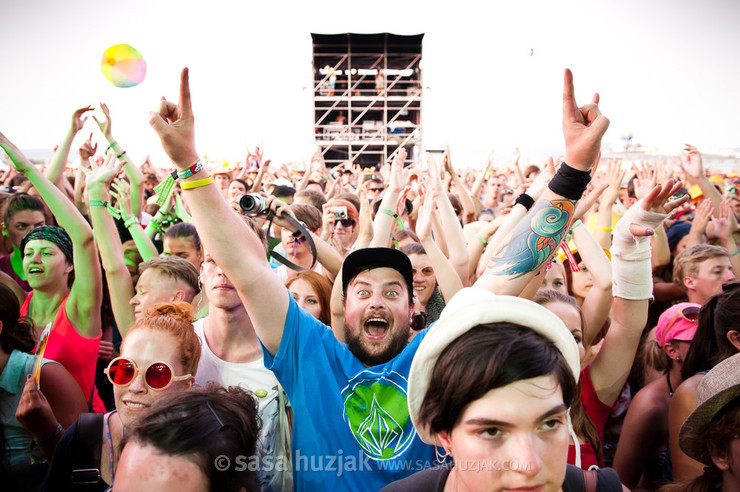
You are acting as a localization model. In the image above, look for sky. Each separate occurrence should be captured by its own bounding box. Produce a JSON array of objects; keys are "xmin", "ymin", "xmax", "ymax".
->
[{"xmin": 1, "ymin": 0, "xmax": 739, "ymax": 170}]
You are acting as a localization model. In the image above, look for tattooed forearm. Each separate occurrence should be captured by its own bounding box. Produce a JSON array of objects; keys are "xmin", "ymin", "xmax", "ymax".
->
[{"xmin": 486, "ymin": 199, "xmax": 574, "ymax": 278}]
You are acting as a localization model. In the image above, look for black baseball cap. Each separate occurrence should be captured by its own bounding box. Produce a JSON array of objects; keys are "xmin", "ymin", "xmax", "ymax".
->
[{"xmin": 342, "ymin": 247, "xmax": 414, "ymax": 300}]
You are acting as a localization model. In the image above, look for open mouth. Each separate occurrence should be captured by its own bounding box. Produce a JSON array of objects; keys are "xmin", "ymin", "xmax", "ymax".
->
[
  {"xmin": 28, "ymin": 266, "xmax": 44, "ymax": 274},
  {"xmin": 364, "ymin": 317, "xmax": 390, "ymax": 340}
]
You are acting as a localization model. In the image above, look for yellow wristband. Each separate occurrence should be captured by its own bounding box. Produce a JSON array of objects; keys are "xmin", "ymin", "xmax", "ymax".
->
[
  {"xmin": 181, "ymin": 176, "xmax": 213, "ymax": 190},
  {"xmin": 595, "ymin": 226, "xmax": 613, "ymax": 232}
]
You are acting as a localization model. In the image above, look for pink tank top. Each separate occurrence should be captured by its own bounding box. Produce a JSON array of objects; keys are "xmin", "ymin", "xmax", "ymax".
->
[{"xmin": 21, "ymin": 292, "xmax": 103, "ymax": 410}]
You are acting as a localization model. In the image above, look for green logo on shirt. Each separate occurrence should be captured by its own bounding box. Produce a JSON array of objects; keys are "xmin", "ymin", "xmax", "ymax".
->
[{"xmin": 342, "ymin": 371, "xmax": 415, "ymax": 461}]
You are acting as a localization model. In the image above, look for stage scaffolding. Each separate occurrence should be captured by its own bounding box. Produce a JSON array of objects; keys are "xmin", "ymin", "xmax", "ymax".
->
[{"xmin": 311, "ymin": 33, "xmax": 423, "ymax": 168}]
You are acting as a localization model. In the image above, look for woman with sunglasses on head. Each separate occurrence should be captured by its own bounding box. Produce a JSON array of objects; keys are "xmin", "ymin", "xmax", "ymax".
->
[
  {"xmin": 613, "ymin": 303, "xmax": 700, "ymax": 491},
  {"xmin": 668, "ymin": 281, "xmax": 740, "ymax": 482},
  {"xmin": 40, "ymin": 302, "xmax": 200, "ymax": 491},
  {"xmin": 382, "ymin": 288, "xmax": 623, "ymax": 492}
]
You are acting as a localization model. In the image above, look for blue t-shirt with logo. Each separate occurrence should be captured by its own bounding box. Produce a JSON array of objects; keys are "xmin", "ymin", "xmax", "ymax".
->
[{"xmin": 262, "ymin": 291, "xmax": 436, "ymax": 492}]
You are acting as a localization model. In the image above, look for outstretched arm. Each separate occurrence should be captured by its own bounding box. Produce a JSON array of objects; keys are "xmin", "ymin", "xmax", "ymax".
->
[
  {"xmin": 474, "ymin": 69, "xmax": 610, "ymax": 296},
  {"xmin": 590, "ymin": 181, "xmax": 688, "ymax": 405},
  {"xmin": 84, "ymin": 154, "xmax": 137, "ymax": 336},
  {"xmin": 428, "ymin": 153, "xmax": 469, "ymax": 285},
  {"xmin": 369, "ymin": 149, "xmax": 407, "ymax": 248},
  {"xmin": 0, "ymin": 131, "xmax": 102, "ymax": 338},
  {"xmin": 416, "ymin": 191, "xmax": 463, "ymax": 302},
  {"xmin": 46, "ymin": 106, "xmax": 93, "ymax": 193},
  {"xmin": 150, "ymin": 68, "xmax": 289, "ymax": 355},
  {"xmin": 94, "ymin": 102, "xmax": 146, "ymax": 217}
]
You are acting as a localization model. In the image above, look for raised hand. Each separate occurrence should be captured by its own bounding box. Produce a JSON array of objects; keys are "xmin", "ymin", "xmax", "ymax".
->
[
  {"xmin": 0, "ymin": 130, "xmax": 35, "ymax": 174},
  {"xmin": 681, "ymin": 144, "xmax": 704, "ymax": 182},
  {"xmin": 630, "ymin": 179, "xmax": 689, "ymax": 236},
  {"xmin": 84, "ymin": 152, "xmax": 124, "ymax": 191},
  {"xmin": 387, "ymin": 148, "xmax": 407, "ymax": 192},
  {"xmin": 149, "ymin": 68, "xmax": 199, "ymax": 168},
  {"xmin": 111, "ymin": 178, "xmax": 134, "ymax": 218},
  {"xmin": 562, "ymin": 69, "xmax": 610, "ymax": 172},
  {"xmin": 92, "ymin": 102, "xmax": 113, "ymax": 139},
  {"xmin": 602, "ymin": 159, "xmax": 626, "ymax": 205},
  {"xmin": 71, "ymin": 106, "xmax": 94, "ymax": 134},
  {"xmin": 79, "ymin": 133, "xmax": 97, "ymax": 163}
]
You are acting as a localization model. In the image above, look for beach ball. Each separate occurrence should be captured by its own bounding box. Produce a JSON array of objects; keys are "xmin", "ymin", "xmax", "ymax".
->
[{"xmin": 101, "ymin": 44, "xmax": 146, "ymax": 88}]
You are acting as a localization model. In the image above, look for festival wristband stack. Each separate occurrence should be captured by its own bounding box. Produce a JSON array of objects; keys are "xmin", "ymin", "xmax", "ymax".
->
[
  {"xmin": 89, "ymin": 200, "xmax": 122, "ymax": 219},
  {"xmin": 153, "ymin": 160, "xmax": 208, "ymax": 204},
  {"xmin": 379, "ymin": 207, "xmax": 405, "ymax": 230}
]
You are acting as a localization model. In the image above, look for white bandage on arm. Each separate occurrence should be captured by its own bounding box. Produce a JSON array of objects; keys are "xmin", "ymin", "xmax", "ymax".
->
[{"xmin": 611, "ymin": 200, "xmax": 667, "ymax": 300}]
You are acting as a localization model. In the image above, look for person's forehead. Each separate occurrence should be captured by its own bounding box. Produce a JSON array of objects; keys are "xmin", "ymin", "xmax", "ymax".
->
[
  {"xmin": 24, "ymin": 238, "xmax": 60, "ymax": 251},
  {"xmin": 10, "ymin": 209, "xmax": 45, "ymax": 223},
  {"xmin": 350, "ymin": 267, "xmax": 406, "ymax": 287},
  {"xmin": 138, "ymin": 268, "xmax": 174, "ymax": 287},
  {"xmin": 698, "ymin": 256, "xmax": 731, "ymax": 271}
]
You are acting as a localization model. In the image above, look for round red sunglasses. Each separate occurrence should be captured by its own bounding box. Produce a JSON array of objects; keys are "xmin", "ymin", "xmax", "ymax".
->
[{"xmin": 104, "ymin": 357, "xmax": 191, "ymax": 391}]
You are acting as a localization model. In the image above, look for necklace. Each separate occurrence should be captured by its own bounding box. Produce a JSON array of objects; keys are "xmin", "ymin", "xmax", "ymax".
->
[
  {"xmin": 666, "ymin": 372, "xmax": 674, "ymax": 397},
  {"xmin": 104, "ymin": 410, "xmax": 124, "ymax": 485}
]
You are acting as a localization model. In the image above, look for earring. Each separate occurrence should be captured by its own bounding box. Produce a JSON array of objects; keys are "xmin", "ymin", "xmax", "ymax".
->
[{"xmin": 435, "ymin": 446, "xmax": 450, "ymax": 464}]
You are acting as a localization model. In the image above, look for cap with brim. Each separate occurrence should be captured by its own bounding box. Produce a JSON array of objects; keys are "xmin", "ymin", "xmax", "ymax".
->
[
  {"xmin": 265, "ymin": 177, "xmax": 295, "ymax": 191},
  {"xmin": 679, "ymin": 353, "xmax": 740, "ymax": 465},
  {"xmin": 408, "ymin": 287, "xmax": 581, "ymax": 444},
  {"xmin": 655, "ymin": 302, "xmax": 700, "ymax": 347},
  {"xmin": 341, "ymin": 248, "xmax": 413, "ymax": 297}
]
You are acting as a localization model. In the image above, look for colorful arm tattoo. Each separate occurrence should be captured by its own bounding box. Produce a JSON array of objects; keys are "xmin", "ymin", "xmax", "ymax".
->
[{"xmin": 487, "ymin": 198, "xmax": 574, "ymax": 278}]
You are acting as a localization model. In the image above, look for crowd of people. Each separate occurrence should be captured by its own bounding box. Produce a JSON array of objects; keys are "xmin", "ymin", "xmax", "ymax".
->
[{"xmin": 0, "ymin": 67, "xmax": 738, "ymax": 492}]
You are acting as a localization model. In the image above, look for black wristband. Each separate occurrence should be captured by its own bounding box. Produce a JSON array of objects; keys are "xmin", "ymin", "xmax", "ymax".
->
[
  {"xmin": 514, "ymin": 193, "xmax": 535, "ymax": 210},
  {"xmin": 547, "ymin": 162, "xmax": 592, "ymax": 200}
]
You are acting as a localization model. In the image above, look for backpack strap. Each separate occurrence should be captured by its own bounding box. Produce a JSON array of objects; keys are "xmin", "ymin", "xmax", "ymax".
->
[{"xmin": 70, "ymin": 412, "xmax": 105, "ymax": 486}]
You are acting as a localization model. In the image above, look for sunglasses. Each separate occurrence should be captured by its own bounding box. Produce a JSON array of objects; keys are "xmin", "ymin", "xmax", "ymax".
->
[
  {"xmin": 336, "ymin": 218, "xmax": 356, "ymax": 227},
  {"xmin": 367, "ymin": 187, "xmax": 384, "ymax": 192},
  {"xmin": 104, "ymin": 357, "xmax": 191, "ymax": 391},
  {"xmin": 662, "ymin": 305, "xmax": 701, "ymax": 341}
]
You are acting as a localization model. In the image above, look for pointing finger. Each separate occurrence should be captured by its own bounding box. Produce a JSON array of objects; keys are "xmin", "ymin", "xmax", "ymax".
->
[
  {"xmin": 179, "ymin": 67, "xmax": 193, "ymax": 119},
  {"xmin": 562, "ymin": 68, "xmax": 578, "ymax": 122}
]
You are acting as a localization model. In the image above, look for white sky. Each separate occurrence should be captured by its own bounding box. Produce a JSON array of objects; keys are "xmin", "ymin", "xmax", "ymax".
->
[{"xmin": 1, "ymin": 0, "xmax": 739, "ymax": 169}]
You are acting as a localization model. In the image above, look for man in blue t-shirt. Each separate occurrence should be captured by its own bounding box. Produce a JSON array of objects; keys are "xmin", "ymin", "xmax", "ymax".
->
[{"xmin": 263, "ymin": 246, "xmax": 436, "ymax": 490}]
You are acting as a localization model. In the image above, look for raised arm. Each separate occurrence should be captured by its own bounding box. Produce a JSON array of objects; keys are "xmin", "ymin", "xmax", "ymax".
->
[
  {"xmin": 46, "ymin": 106, "xmax": 93, "ymax": 192},
  {"xmin": 428, "ymin": 153, "xmax": 469, "ymax": 285},
  {"xmin": 149, "ymin": 68, "xmax": 289, "ymax": 355},
  {"xmin": 94, "ymin": 103, "xmax": 146, "ymax": 217},
  {"xmin": 111, "ymin": 178, "xmax": 159, "ymax": 261},
  {"xmin": 444, "ymin": 146, "xmax": 476, "ymax": 224},
  {"xmin": 589, "ymin": 181, "xmax": 688, "ymax": 405},
  {"xmin": 0, "ymin": 131, "xmax": 102, "ymax": 338},
  {"xmin": 369, "ymin": 149, "xmax": 407, "ymax": 248},
  {"xmin": 474, "ymin": 69, "xmax": 610, "ymax": 295},
  {"xmin": 416, "ymin": 191, "xmax": 463, "ymax": 302},
  {"xmin": 84, "ymin": 154, "xmax": 137, "ymax": 336},
  {"xmin": 470, "ymin": 154, "xmax": 492, "ymax": 198}
]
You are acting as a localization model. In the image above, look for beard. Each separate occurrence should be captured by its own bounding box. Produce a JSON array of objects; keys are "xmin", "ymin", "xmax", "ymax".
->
[{"xmin": 344, "ymin": 322, "xmax": 411, "ymax": 367}]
